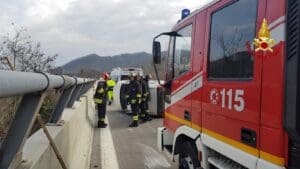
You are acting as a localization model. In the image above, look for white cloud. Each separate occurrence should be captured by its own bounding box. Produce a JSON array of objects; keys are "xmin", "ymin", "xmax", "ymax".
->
[{"xmin": 0, "ymin": 0, "xmax": 213, "ymax": 65}]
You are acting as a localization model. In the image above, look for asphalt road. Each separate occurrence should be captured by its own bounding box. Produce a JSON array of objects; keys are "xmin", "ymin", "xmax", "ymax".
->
[{"xmin": 90, "ymin": 105, "xmax": 177, "ymax": 169}]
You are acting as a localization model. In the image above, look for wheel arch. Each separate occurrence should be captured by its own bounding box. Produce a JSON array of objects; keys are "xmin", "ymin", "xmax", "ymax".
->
[
  {"xmin": 172, "ymin": 126, "xmax": 202, "ymax": 168},
  {"xmin": 172, "ymin": 125, "xmax": 200, "ymax": 155}
]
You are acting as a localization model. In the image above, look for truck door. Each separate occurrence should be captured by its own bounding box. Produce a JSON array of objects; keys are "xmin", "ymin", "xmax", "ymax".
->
[
  {"xmin": 164, "ymin": 18, "xmax": 195, "ymax": 131},
  {"xmin": 191, "ymin": 10, "xmax": 207, "ymax": 131},
  {"xmin": 202, "ymin": 0, "xmax": 265, "ymax": 156}
]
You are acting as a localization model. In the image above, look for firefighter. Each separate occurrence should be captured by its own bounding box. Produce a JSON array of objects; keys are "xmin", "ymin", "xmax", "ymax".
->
[
  {"xmin": 106, "ymin": 75, "xmax": 116, "ymax": 105},
  {"xmin": 94, "ymin": 74, "xmax": 108, "ymax": 128},
  {"xmin": 140, "ymin": 74, "xmax": 152, "ymax": 122},
  {"xmin": 127, "ymin": 73, "xmax": 142, "ymax": 127}
]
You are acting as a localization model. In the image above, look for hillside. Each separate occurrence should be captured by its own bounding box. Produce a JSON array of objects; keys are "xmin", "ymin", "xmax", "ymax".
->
[{"xmin": 61, "ymin": 52, "xmax": 152, "ymax": 73}]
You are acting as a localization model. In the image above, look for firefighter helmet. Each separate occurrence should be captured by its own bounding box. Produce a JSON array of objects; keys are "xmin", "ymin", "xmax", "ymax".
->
[{"xmin": 101, "ymin": 72, "xmax": 110, "ymax": 80}]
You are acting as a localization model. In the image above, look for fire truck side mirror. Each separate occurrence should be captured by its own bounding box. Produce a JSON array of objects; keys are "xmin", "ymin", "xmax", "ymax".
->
[{"xmin": 153, "ymin": 41, "xmax": 161, "ymax": 64}]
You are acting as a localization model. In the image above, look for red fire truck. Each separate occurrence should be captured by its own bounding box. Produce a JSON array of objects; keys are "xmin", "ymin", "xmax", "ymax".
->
[{"xmin": 153, "ymin": 0, "xmax": 300, "ymax": 169}]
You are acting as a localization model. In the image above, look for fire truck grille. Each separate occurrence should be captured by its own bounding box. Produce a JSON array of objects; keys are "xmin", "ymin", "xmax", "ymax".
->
[
  {"xmin": 286, "ymin": 0, "xmax": 300, "ymax": 168},
  {"xmin": 286, "ymin": 0, "xmax": 299, "ymax": 60}
]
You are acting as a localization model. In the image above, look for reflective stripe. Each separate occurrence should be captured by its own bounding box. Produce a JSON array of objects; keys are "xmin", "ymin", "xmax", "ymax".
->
[
  {"xmin": 108, "ymin": 91, "xmax": 113, "ymax": 100},
  {"xmin": 131, "ymin": 99, "xmax": 136, "ymax": 104},
  {"xmin": 164, "ymin": 111, "xmax": 285, "ymax": 166},
  {"xmin": 94, "ymin": 98, "xmax": 103, "ymax": 104},
  {"xmin": 97, "ymin": 88, "xmax": 104, "ymax": 94},
  {"xmin": 260, "ymin": 151, "xmax": 285, "ymax": 166},
  {"xmin": 137, "ymin": 94, "xmax": 142, "ymax": 98},
  {"xmin": 133, "ymin": 115, "xmax": 139, "ymax": 121},
  {"xmin": 107, "ymin": 80, "xmax": 116, "ymax": 87},
  {"xmin": 100, "ymin": 118, "xmax": 105, "ymax": 122}
]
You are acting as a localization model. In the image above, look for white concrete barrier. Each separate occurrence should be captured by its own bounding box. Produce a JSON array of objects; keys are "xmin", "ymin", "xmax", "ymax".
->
[{"xmin": 16, "ymin": 88, "xmax": 96, "ymax": 169}]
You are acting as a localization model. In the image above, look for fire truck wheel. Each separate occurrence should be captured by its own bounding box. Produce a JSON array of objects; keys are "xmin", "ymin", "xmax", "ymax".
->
[{"xmin": 178, "ymin": 141, "xmax": 198, "ymax": 169}]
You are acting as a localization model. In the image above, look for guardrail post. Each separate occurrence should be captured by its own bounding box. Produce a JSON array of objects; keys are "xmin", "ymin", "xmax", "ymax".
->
[
  {"xmin": 49, "ymin": 86, "xmax": 76, "ymax": 123},
  {"xmin": 0, "ymin": 92, "xmax": 46, "ymax": 169},
  {"xmin": 77, "ymin": 84, "xmax": 87, "ymax": 101},
  {"xmin": 67, "ymin": 84, "xmax": 83, "ymax": 108}
]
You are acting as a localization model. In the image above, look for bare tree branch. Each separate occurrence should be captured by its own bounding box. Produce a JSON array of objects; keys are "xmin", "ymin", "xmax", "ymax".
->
[{"xmin": 0, "ymin": 23, "xmax": 57, "ymax": 72}]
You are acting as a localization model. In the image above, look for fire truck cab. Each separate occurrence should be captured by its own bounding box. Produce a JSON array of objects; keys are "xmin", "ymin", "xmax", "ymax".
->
[{"xmin": 153, "ymin": 0, "xmax": 300, "ymax": 169}]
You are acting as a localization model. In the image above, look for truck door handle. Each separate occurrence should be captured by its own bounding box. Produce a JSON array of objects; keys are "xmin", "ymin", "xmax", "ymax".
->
[
  {"xmin": 241, "ymin": 128, "xmax": 257, "ymax": 147},
  {"xmin": 184, "ymin": 110, "xmax": 191, "ymax": 121}
]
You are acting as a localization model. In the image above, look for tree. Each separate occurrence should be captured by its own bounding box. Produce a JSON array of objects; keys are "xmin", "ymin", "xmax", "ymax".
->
[
  {"xmin": 0, "ymin": 24, "xmax": 58, "ymax": 141},
  {"xmin": 0, "ymin": 23, "xmax": 57, "ymax": 72},
  {"xmin": 19, "ymin": 42, "xmax": 58, "ymax": 72},
  {"xmin": 212, "ymin": 25, "xmax": 244, "ymax": 61}
]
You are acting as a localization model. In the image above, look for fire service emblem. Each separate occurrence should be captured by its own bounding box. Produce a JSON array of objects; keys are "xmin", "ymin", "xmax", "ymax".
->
[{"xmin": 253, "ymin": 18, "xmax": 275, "ymax": 52}]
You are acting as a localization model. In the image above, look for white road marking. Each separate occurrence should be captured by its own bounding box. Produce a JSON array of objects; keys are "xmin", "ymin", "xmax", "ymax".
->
[{"xmin": 100, "ymin": 118, "xmax": 120, "ymax": 169}]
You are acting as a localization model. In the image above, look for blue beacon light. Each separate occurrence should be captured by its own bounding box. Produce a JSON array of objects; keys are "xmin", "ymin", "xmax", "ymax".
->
[{"xmin": 181, "ymin": 9, "xmax": 190, "ymax": 19}]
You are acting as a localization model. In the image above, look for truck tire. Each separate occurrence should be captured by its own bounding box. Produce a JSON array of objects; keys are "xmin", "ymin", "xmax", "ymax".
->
[{"xmin": 178, "ymin": 142, "xmax": 199, "ymax": 169}]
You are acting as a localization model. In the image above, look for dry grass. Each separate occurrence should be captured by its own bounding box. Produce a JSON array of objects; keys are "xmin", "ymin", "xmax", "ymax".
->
[
  {"xmin": 0, "ymin": 90, "xmax": 59, "ymax": 142},
  {"xmin": 31, "ymin": 90, "xmax": 59, "ymax": 134},
  {"xmin": 0, "ymin": 96, "xmax": 21, "ymax": 142}
]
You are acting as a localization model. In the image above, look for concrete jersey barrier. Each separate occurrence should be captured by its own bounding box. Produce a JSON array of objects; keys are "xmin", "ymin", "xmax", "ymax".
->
[{"xmin": 16, "ymin": 87, "xmax": 96, "ymax": 169}]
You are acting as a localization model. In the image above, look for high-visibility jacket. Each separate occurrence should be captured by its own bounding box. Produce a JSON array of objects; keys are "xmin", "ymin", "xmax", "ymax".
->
[
  {"xmin": 94, "ymin": 81, "xmax": 107, "ymax": 105},
  {"xmin": 106, "ymin": 79, "xmax": 116, "ymax": 91},
  {"xmin": 106, "ymin": 79, "xmax": 116, "ymax": 101}
]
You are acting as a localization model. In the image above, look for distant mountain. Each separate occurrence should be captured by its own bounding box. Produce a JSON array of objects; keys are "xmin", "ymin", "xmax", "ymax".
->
[{"xmin": 60, "ymin": 52, "xmax": 152, "ymax": 73}]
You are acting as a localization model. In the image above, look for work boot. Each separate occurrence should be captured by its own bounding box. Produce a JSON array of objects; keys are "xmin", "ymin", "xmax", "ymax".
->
[
  {"xmin": 140, "ymin": 114, "xmax": 147, "ymax": 123},
  {"xmin": 98, "ymin": 121, "xmax": 107, "ymax": 128},
  {"xmin": 129, "ymin": 120, "xmax": 138, "ymax": 127},
  {"xmin": 108, "ymin": 101, "xmax": 112, "ymax": 105},
  {"xmin": 145, "ymin": 114, "xmax": 152, "ymax": 121},
  {"xmin": 140, "ymin": 119, "xmax": 147, "ymax": 124}
]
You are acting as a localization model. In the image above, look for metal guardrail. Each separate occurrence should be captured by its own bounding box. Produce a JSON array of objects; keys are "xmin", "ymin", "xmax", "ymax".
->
[{"xmin": 0, "ymin": 70, "xmax": 96, "ymax": 169}]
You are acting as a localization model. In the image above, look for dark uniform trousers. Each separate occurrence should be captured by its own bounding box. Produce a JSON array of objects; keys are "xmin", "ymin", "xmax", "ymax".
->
[
  {"xmin": 97, "ymin": 103, "xmax": 106, "ymax": 121},
  {"xmin": 94, "ymin": 81, "xmax": 107, "ymax": 125},
  {"xmin": 131, "ymin": 102, "xmax": 139, "ymax": 121},
  {"xmin": 140, "ymin": 79, "xmax": 150, "ymax": 120},
  {"xmin": 127, "ymin": 80, "xmax": 142, "ymax": 126}
]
